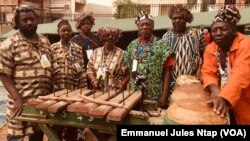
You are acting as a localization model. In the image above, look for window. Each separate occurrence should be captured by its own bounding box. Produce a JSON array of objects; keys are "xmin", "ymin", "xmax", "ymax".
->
[
  {"xmin": 209, "ymin": 0, "xmax": 216, "ymax": 4},
  {"xmin": 245, "ymin": 0, "xmax": 250, "ymax": 4},
  {"xmin": 0, "ymin": 13, "xmax": 6, "ymax": 22},
  {"xmin": 225, "ymin": 0, "xmax": 236, "ymax": 4}
]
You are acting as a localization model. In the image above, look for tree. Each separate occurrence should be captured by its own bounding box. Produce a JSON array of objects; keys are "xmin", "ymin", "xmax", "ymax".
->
[
  {"xmin": 187, "ymin": 0, "xmax": 197, "ymax": 9},
  {"xmin": 113, "ymin": 0, "xmax": 149, "ymax": 19}
]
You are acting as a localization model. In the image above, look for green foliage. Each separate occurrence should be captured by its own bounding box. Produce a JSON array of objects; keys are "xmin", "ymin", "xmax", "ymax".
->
[
  {"xmin": 186, "ymin": 0, "xmax": 197, "ymax": 11},
  {"xmin": 113, "ymin": 0, "xmax": 150, "ymax": 19},
  {"xmin": 187, "ymin": 0, "xmax": 197, "ymax": 5}
]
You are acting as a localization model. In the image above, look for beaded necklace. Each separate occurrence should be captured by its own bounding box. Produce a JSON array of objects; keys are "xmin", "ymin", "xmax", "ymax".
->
[
  {"xmin": 60, "ymin": 41, "xmax": 77, "ymax": 61},
  {"xmin": 20, "ymin": 32, "xmax": 42, "ymax": 60},
  {"xmin": 133, "ymin": 36, "xmax": 154, "ymax": 63},
  {"xmin": 216, "ymin": 49, "xmax": 231, "ymax": 88},
  {"xmin": 100, "ymin": 47, "xmax": 116, "ymax": 70},
  {"xmin": 20, "ymin": 32, "xmax": 40, "ymax": 46}
]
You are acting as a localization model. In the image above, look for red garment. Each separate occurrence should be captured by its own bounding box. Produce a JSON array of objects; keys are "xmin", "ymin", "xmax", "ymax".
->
[
  {"xmin": 165, "ymin": 56, "xmax": 174, "ymax": 67},
  {"xmin": 203, "ymin": 32, "xmax": 211, "ymax": 45},
  {"xmin": 202, "ymin": 32, "xmax": 250, "ymax": 124}
]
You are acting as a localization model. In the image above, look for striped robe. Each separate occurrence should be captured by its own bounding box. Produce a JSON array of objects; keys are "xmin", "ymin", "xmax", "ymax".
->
[{"xmin": 162, "ymin": 29, "xmax": 200, "ymax": 94}]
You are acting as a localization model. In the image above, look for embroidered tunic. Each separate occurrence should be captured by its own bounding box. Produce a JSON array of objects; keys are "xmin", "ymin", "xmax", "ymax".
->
[{"xmin": 124, "ymin": 36, "xmax": 172, "ymax": 100}]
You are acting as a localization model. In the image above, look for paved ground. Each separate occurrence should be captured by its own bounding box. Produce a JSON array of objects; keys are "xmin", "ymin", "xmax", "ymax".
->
[
  {"xmin": 0, "ymin": 84, "xmax": 7, "ymax": 129},
  {"xmin": 0, "ymin": 124, "xmax": 48, "ymax": 141}
]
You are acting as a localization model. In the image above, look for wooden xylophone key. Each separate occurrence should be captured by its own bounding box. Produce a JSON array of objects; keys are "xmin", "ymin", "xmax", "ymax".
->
[
  {"xmin": 27, "ymin": 98, "xmax": 45, "ymax": 107},
  {"xmin": 35, "ymin": 88, "xmax": 88, "ymax": 112},
  {"xmin": 67, "ymin": 102, "xmax": 83, "ymax": 113},
  {"xmin": 89, "ymin": 90, "xmax": 131, "ymax": 119},
  {"xmin": 106, "ymin": 90, "xmax": 142, "ymax": 122},
  {"xmin": 28, "ymin": 89, "xmax": 69, "ymax": 109},
  {"xmin": 71, "ymin": 89, "xmax": 121, "ymax": 116},
  {"xmin": 47, "ymin": 89, "xmax": 87, "ymax": 113},
  {"xmin": 35, "ymin": 100, "xmax": 58, "ymax": 111},
  {"xmin": 38, "ymin": 89, "xmax": 71, "ymax": 100},
  {"xmin": 67, "ymin": 91, "xmax": 103, "ymax": 114}
]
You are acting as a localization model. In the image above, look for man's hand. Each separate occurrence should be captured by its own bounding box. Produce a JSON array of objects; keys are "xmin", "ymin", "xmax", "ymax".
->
[
  {"xmin": 207, "ymin": 96, "xmax": 228, "ymax": 118},
  {"xmin": 0, "ymin": 74, "xmax": 24, "ymax": 118},
  {"xmin": 118, "ymin": 83, "xmax": 125, "ymax": 91},
  {"xmin": 11, "ymin": 96, "xmax": 23, "ymax": 118},
  {"xmin": 207, "ymin": 84, "xmax": 228, "ymax": 117},
  {"xmin": 158, "ymin": 95, "xmax": 169, "ymax": 109},
  {"xmin": 92, "ymin": 80, "xmax": 100, "ymax": 90}
]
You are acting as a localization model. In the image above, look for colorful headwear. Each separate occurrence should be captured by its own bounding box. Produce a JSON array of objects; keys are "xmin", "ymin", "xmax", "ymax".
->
[
  {"xmin": 57, "ymin": 19, "xmax": 71, "ymax": 30},
  {"xmin": 75, "ymin": 12, "xmax": 95, "ymax": 29},
  {"xmin": 213, "ymin": 5, "xmax": 241, "ymax": 25},
  {"xmin": 13, "ymin": 5, "xmax": 36, "ymax": 30},
  {"xmin": 97, "ymin": 27, "xmax": 122, "ymax": 43},
  {"xmin": 168, "ymin": 4, "xmax": 193, "ymax": 23},
  {"xmin": 135, "ymin": 11, "xmax": 154, "ymax": 25}
]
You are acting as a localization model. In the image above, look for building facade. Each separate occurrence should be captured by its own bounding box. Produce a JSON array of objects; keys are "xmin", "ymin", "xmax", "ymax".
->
[
  {"xmin": 0, "ymin": 0, "xmax": 114, "ymax": 35},
  {"xmin": 1, "ymin": 0, "xmax": 249, "ymax": 35},
  {"xmin": 112, "ymin": 0, "xmax": 249, "ymax": 17}
]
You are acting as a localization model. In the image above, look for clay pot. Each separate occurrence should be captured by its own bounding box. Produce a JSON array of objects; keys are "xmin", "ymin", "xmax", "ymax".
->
[
  {"xmin": 165, "ymin": 75, "xmax": 228, "ymax": 125},
  {"xmin": 176, "ymin": 75, "xmax": 199, "ymax": 86},
  {"xmin": 170, "ymin": 83, "xmax": 210, "ymax": 103},
  {"xmin": 164, "ymin": 99, "xmax": 228, "ymax": 125}
]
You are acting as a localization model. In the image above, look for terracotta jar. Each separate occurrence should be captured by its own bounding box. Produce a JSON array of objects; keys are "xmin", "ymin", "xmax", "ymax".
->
[
  {"xmin": 164, "ymin": 99, "xmax": 228, "ymax": 125},
  {"xmin": 165, "ymin": 75, "xmax": 228, "ymax": 125},
  {"xmin": 170, "ymin": 83, "xmax": 210, "ymax": 103},
  {"xmin": 176, "ymin": 75, "xmax": 199, "ymax": 86}
]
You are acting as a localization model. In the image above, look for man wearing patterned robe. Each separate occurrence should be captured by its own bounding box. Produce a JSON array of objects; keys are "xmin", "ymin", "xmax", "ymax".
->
[
  {"xmin": 162, "ymin": 5, "xmax": 200, "ymax": 96},
  {"xmin": 124, "ymin": 11, "xmax": 173, "ymax": 108},
  {"xmin": 0, "ymin": 5, "xmax": 54, "ymax": 141}
]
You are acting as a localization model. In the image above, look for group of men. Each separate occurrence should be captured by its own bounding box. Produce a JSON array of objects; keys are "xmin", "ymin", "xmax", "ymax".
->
[{"xmin": 0, "ymin": 3, "xmax": 249, "ymax": 141}]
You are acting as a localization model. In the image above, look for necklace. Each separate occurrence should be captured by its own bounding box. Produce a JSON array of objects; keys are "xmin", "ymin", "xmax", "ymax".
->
[
  {"xmin": 20, "ymin": 32, "xmax": 42, "ymax": 60},
  {"xmin": 100, "ymin": 47, "xmax": 116, "ymax": 70},
  {"xmin": 20, "ymin": 32, "xmax": 40, "ymax": 46},
  {"xmin": 216, "ymin": 49, "xmax": 231, "ymax": 88},
  {"xmin": 133, "ymin": 36, "xmax": 154, "ymax": 63},
  {"xmin": 60, "ymin": 42, "xmax": 77, "ymax": 61}
]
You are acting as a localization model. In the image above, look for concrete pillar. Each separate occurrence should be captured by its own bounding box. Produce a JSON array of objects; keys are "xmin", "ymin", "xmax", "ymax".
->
[
  {"xmin": 71, "ymin": 0, "xmax": 75, "ymax": 14},
  {"xmin": 150, "ymin": 4, "xmax": 160, "ymax": 16}
]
